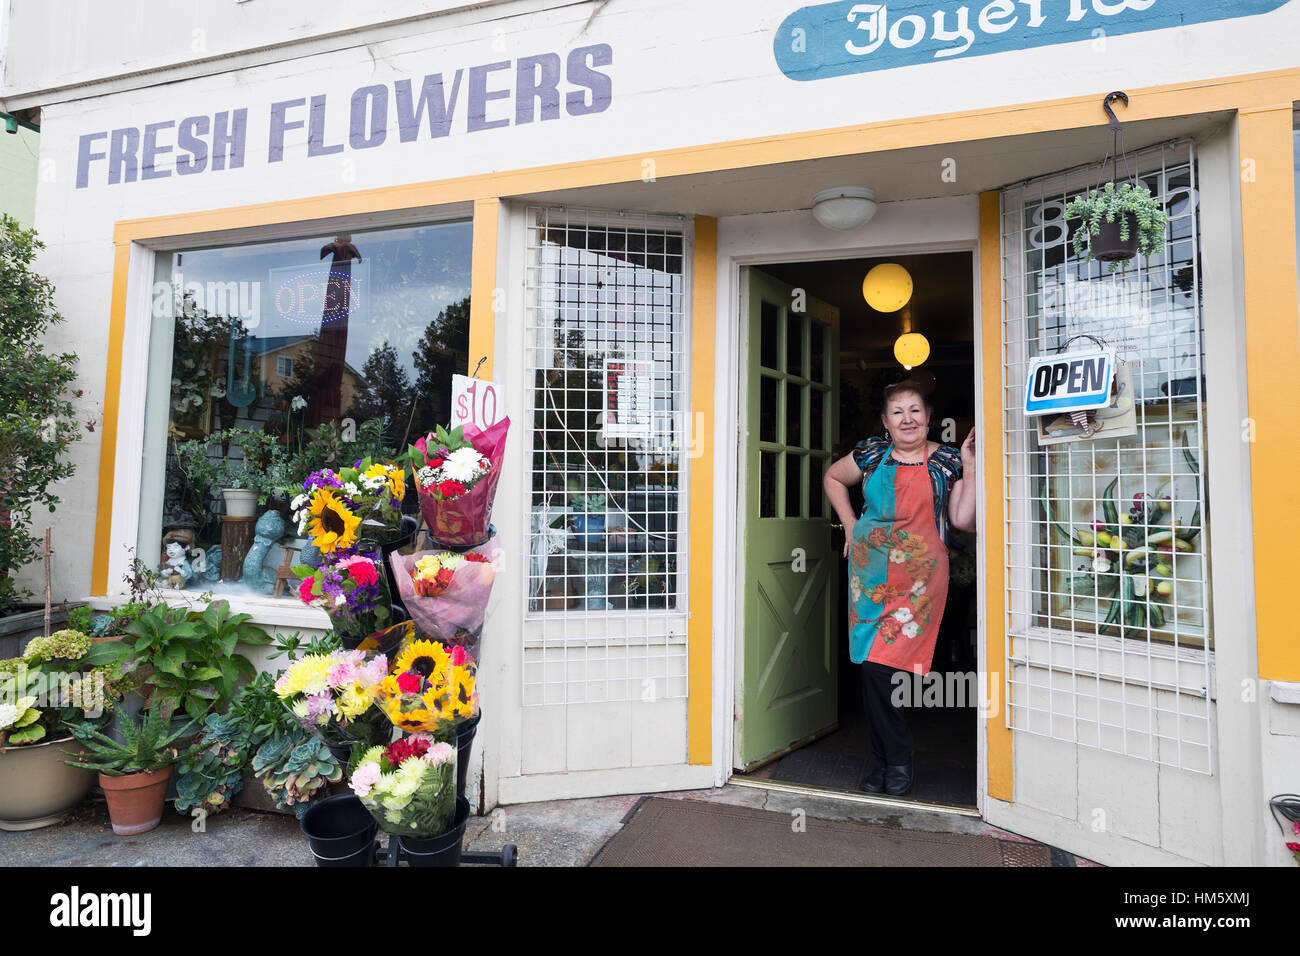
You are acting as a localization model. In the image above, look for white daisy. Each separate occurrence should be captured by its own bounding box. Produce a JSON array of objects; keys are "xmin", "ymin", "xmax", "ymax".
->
[
  {"xmin": 902, "ymin": 621, "xmax": 920, "ymax": 638},
  {"xmin": 893, "ymin": 607, "xmax": 914, "ymax": 623},
  {"xmin": 911, "ymin": 581, "xmax": 926, "ymax": 596},
  {"xmin": 441, "ymin": 446, "xmax": 487, "ymax": 483},
  {"xmin": 889, "ymin": 549, "xmax": 907, "ymax": 564}
]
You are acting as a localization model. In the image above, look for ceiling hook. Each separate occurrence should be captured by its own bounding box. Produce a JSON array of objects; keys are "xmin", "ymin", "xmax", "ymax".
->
[{"xmin": 1102, "ymin": 91, "xmax": 1129, "ymax": 131}]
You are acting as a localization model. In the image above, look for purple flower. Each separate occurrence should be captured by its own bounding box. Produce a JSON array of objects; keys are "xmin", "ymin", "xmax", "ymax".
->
[
  {"xmin": 305, "ymin": 692, "xmax": 335, "ymax": 724},
  {"xmin": 304, "ymin": 470, "xmax": 342, "ymax": 493}
]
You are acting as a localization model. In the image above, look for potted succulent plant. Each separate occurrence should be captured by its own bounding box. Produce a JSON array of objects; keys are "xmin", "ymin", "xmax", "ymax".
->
[
  {"xmin": 64, "ymin": 706, "xmax": 198, "ymax": 835},
  {"xmin": 1065, "ymin": 180, "xmax": 1167, "ymax": 264}
]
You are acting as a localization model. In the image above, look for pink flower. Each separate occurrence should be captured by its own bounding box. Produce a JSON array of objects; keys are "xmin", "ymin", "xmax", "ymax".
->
[
  {"xmin": 449, "ymin": 645, "xmax": 468, "ymax": 667},
  {"xmin": 337, "ymin": 555, "xmax": 379, "ymax": 587},
  {"xmin": 327, "ymin": 657, "xmax": 358, "ymax": 688},
  {"xmin": 424, "ymin": 742, "xmax": 455, "ymax": 766},
  {"xmin": 357, "ymin": 655, "xmax": 387, "ymax": 688},
  {"xmin": 297, "ymin": 576, "xmax": 315, "ymax": 604},
  {"xmin": 350, "ymin": 763, "xmax": 381, "ymax": 798}
]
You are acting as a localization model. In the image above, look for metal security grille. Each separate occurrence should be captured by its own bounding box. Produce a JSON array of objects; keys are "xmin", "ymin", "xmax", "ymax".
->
[
  {"xmin": 999, "ymin": 140, "xmax": 1214, "ymax": 773},
  {"xmin": 522, "ymin": 206, "xmax": 691, "ymax": 706}
]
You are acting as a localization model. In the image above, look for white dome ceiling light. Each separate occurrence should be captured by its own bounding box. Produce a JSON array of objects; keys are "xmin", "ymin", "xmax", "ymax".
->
[{"xmin": 811, "ymin": 187, "xmax": 878, "ymax": 231}]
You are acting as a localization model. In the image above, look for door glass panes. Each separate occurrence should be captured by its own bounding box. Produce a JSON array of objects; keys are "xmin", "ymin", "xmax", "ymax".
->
[
  {"xmin": 810, "ymin": 321, "xmax": 826, "ymax": 384},
  {"xmin": 760, "ymin": 301, "xmax": 779, "ymax": 369},
  {"xmin": 785, "ymin": 381, "xmax": 802, "ymax": 447},
  {"xmin": 760, "ymin": 376, "xmax": 778, "ymax": 443},
  {"xmin": 808, "ymin": 455, "xmax": 824, "ymax": 520},
  {"xmin": 810, "ymin": 387, "xmax": 824, "ymax": 450},
  {"xmin": 786, "ymin": 311, "xmax": 803, "ymax": 375},
  {"xmin": 760, "ymin": 451, "xmax": 778, "ymax": 518},
  {"xmin": 785, "ymin": 452, "xmax": 802, "ymax": 518}
]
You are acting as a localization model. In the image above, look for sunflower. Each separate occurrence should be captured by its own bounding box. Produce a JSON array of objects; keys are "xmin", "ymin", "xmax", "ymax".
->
[
  {"xmin": 395, "ymin": 708, "xmax": 432, "ymax": 731},
  {"xmin": 395, "ymin": 639, "xmax": 451, "ymax": 681},
  {"xmin": 307, "ymin": 488, "xmax": 362, "ymax": 554}
]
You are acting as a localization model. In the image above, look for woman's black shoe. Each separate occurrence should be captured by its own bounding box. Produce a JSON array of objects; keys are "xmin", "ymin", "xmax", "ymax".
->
[
  {"xmin": 860, "ymin": 763, "xmax": 886, "ymax": 793},
  {"xmin": 883, "ymin": 760, "xmax": 915, "ymax": 796}
]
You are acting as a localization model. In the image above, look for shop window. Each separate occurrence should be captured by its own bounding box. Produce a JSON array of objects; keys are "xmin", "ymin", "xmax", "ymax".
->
[
  {"xmin": 1000, "ymin": 140, "xmax": 1212, "ymax": 772},
  {"xmin": 137, "ymin": 220, "xmax": 472, "ymax": 601},
  {"xmin": 522, "ymin": 207, "xmax": 690, "ymax": 705}
]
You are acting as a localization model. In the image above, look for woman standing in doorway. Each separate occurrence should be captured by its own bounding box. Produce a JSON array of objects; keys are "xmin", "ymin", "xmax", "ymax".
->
[{"xmin": 822, "ymin": 381, "xmax": 976, "ymax": 796}]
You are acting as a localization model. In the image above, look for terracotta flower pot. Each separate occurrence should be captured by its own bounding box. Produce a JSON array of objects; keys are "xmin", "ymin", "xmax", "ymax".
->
[{"xmin": 98, "ymin": 766, "xmax": 173, "ymax": 835}]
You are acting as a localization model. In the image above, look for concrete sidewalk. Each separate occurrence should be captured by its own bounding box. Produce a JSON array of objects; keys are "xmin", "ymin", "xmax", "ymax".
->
[{"xmin": 0, "ymin": 783, "xmax": 1098, "ymax": 867}]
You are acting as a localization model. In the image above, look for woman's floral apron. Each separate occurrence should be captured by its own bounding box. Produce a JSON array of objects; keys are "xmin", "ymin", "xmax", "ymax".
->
[{"xmin": 848, "ymin": 447, "xmax": 949, "ymax": 673}]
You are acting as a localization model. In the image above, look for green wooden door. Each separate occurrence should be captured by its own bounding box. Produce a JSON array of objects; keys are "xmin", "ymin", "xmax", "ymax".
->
[{"xmin": 738, "ymin": 268, "xmax": 840, "ymax": 769}]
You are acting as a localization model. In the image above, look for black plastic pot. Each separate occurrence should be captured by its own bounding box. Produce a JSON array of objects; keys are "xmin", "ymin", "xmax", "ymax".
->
[
  {"xmin": 381, "ymin": 515, "xmax": 421, "ymax": 615},
  {"xmin": 300, "ymin": 793, "xmax": 378, "ymax": 863},
  {"xmin": 1091, "ymin": 210, "xmax": 1140, "ymax": 262},
  {"xmin": 456, "ymin": 712, "xmax": 481, "ymax": 800},
  {"xmin": 396, "ymin": 797, "xmax": 470, "ymax": 867}
]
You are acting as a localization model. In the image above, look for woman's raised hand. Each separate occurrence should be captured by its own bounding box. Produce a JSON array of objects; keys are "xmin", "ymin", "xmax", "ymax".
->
[{"xmin": 961, "ymin": 428, "xmax": 976, "ymax": 466}]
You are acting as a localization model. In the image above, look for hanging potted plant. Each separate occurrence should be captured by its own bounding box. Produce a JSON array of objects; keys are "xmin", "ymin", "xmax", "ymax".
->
[
  {"xmin": 1065, "ymin": 91, "xmax": 1169, "ymax": 265},
  {"xmin": 1065, "ymin": 180, "xmax": 1167, "ymax": 263},
  {"xmin": 64, "ymin": 706, "xmax": 199, "ymax": 835}
]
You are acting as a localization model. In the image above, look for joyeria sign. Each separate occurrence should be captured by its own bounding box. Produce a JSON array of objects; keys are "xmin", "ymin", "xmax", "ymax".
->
[{"xmin": 773, "ymin": 0, "xmax": 1292, "ymax": 80}]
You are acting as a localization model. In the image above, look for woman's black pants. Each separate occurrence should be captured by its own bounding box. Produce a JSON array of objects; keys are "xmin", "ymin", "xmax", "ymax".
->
[{"xmin": 861, "ymin": 660, "xmax": 914, "ymax": 766}]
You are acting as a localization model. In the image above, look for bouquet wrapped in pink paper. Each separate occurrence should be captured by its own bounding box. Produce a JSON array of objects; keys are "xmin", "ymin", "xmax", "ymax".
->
[
  {"xmin": 409, "ymin": 418, "xmax": 510, "ymax": 549},
  {"xmin": 388, "ymin": 536, "xmax": 498, "ymax": 657}
]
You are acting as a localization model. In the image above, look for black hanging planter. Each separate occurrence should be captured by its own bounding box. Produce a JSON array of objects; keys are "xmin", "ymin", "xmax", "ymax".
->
[{"xmin": 1090, "ymin": 209, "xmax": 1141, "ymax": 262}]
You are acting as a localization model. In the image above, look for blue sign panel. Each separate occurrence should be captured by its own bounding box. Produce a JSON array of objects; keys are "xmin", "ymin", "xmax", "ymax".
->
[
  {"xmin": 774, "ymin": 0, "xmax": 1291, "ymax": 81},
  {"xmin": 1024, "ymin": 350, "xmax": 1115, "ymax": 415}
]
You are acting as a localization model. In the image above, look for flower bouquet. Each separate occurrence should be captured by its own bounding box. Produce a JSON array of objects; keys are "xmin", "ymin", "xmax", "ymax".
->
[
  {"xmin": 291, "ymin": 458, "xmax": 408, "ymax": 558},
  {"xmin": 349, "ymin": 733, "xmax": 457, "ymax": 837},
  {"xmin": 409, "ymin": 419, "xmax": 510, "ymax": 548},
  {"xmin": 388, "ymin": 540, "xmax": 498, "ymax": 657},
  {"xmin": 371, "ymin": 633, "xmax": 478, "ymax": 736},
  {"xmin": 293, "ymin": 552, "xmax": 393, "ymax": 647},
  {"xmin": 273, "ymin": 649, "xmax": 392, "ymax": 763}
]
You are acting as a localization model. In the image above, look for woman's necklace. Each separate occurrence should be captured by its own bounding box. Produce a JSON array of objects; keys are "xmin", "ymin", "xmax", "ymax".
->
[{"xmin": 889, "ymin": 443, "xmax": 930, "ymax": 465}]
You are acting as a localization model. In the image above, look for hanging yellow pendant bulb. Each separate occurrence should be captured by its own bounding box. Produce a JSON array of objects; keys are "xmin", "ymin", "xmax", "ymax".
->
[
  {"xmin": 894, "ymin": 332, "xmax": 930, "ymax": 370},
  {"xmin": 862, "ymin": 263, "xmax": 913, "ymax": 313}
]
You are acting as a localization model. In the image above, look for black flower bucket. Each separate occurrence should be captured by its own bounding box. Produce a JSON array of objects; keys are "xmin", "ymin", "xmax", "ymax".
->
[
  {"xmin": 395, "ymin": 796, "xmax": 470, "ymax": 867},
  {"xmin": 301, "ymin": 793, "xmax": 378, "ymax": 866}
]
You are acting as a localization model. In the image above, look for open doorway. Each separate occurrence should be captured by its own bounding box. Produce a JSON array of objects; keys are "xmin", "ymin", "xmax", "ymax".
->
[{"xmin": 732, "ymin": 251, "xmax": 978, "ymax": 807}]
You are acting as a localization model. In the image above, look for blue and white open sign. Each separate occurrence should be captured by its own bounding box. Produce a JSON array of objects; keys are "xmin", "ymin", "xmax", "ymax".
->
[{"xmin": 1024, "ymin": 350, "xmax": 1115, "ymax": 416}]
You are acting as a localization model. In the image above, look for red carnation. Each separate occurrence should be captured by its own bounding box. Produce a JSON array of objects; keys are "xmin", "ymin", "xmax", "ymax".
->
[
  {"xmin": 430, "ymin": 457, "xmax": 445, "ymax": 469},
  {"xmin": 466, "ymin": 553, "xmax": 490, "ymax": 564},
  {"xmin": 438, "ymin": 480, "xmax": 467, "ymax": 499},
  {"xmin": 385, "ymin": 736, "xmax": 430, "ymax": 767},
  {"xmin": 396, "ymin": 671, "xmax": 421, "ymax": 695},
  {"xmin": 435, "ymin": 567, "xmax": 455, "ymax": 588}
]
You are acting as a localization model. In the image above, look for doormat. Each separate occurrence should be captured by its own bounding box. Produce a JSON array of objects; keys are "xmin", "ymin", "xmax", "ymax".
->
[{"xmin": 589, "ymin": 797, "xmax": 1051, "ymax": 867}]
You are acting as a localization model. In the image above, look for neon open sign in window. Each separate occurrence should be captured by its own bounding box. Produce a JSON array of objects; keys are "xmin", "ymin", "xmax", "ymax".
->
[{"xmin": 269, "ymin": 265, "xmax": 368, "ymax": 325}]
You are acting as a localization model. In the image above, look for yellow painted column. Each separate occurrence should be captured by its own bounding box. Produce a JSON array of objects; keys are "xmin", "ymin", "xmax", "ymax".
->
[
  {"xmin": 979, "ymin": 192, "xmax": 1013, "ymax": 802},
  {"xmin": 90, "ymin": 241, "xmax": 133, "ymax": 597},
  {"xmin": 468, "ymin": 197, "xmax": 501, "ymax": 379},
  {"xmin": 687, "ymin": 216, "xmax": 717, "ymax": 764},
  {"xmin": 1238, "ymin": 106, "xmax": 1300, "ymax": 680}
]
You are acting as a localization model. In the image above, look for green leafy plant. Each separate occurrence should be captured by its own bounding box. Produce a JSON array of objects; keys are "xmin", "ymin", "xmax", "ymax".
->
[
  {"xmin": 174, "ymin": 671, "xmax": 295, "ymax": 817},
  {"xmin": 0, "ymin": 214, "xmax": 86, "ymax": 614},
  {"xmin": 63, "ymin": 706, "xmax": 198, "ymax": 775},
  {"xmin": 80, "ymin": 600, "xmax": 272, "ymax": 722},
  {"xmin": 0, "ymin": 629, "xmax": 113, "ymax": 747},
  {"xmin": 251, "ymin": 728, "xmax": 343, "ymax": 818},
  {"xmin": 1065, "ymin": 181, "xmax": 1168, "ymax": 262}
]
